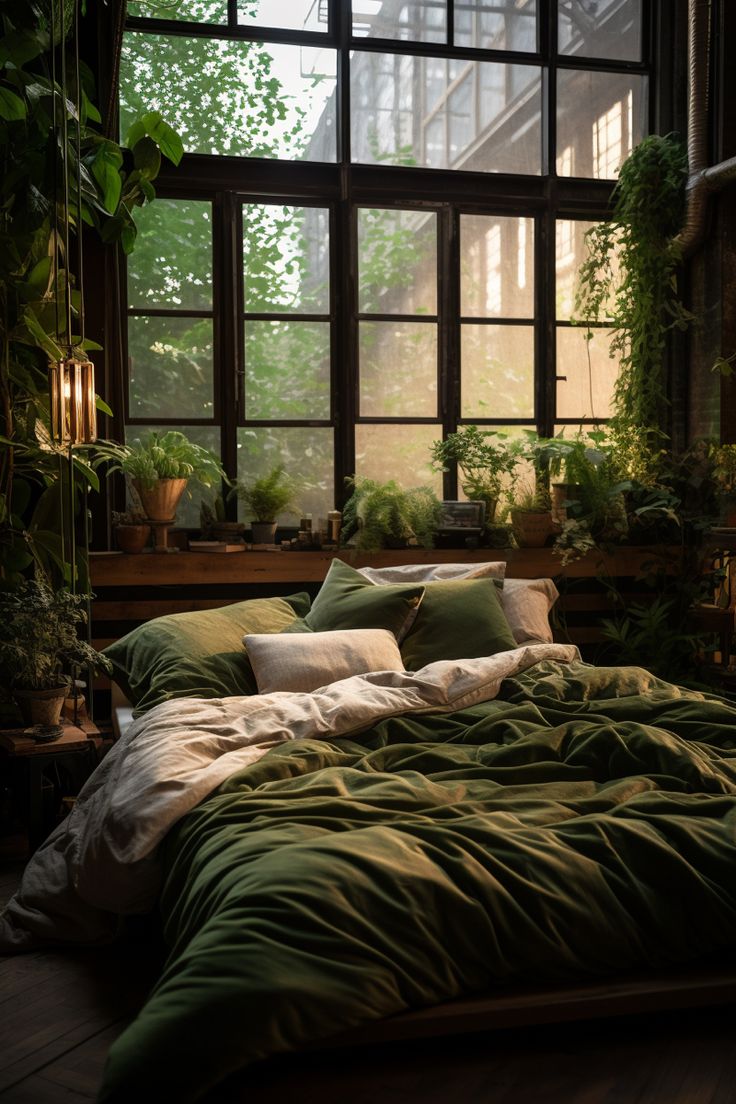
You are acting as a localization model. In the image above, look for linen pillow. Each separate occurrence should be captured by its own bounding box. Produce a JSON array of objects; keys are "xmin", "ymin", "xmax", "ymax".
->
[
  {"xmin": 244, "ymin": 628, "xmax": 405, "ymax": 694},
  {"xmin": 357, "ymin": 561, "xmax": 506, "ymax": 585},
  {"xmin": 399, "ymin": 577, "xmax": 517, "ymax": 671},
  {"xmin": 501, "ymin": 577, "xmax": 559, "ymax": 645},
  {"xmin": 300, "ymin": 558, "xmax": 425, "ymax": 641},
  {"xmin": 103, "ymin": 592, "xmax": 311, "ymax": 715}
]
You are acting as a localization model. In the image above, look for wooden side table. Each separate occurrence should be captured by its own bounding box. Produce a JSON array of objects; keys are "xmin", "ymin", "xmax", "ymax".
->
[{"xmin": 0, "ymin": 721, "xmax": 101, "ymax": 851}]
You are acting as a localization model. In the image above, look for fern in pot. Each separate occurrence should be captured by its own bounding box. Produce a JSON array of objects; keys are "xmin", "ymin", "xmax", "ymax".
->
[
  {"xmin": 232, "ymin": 466, "xmax": 299, "ymax": 544},
  {"xmin": 0, "ymin": 579, "xmax": 112, "ymax": 727},
  {"xmin": 341, "ymin": 477, "xmax": 443, "ymax": 552}
]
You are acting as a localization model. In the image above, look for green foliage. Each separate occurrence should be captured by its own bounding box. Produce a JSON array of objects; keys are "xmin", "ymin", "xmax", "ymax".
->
[
  {"xmin": 574, "ymin": 134, "xmax": 690, "ymax": 480},
  {"xmin": 233, "ymin": 465, "xmax": 298, "ymax": 523},
  {"xmin": 710, "ymin": 443, "xmax": 736, "ymax": 496},
  {"xmin": 0, "ymin": 577, "xmax": 112, "ymax": 690},
  {"xmin": 512, "ymin": 483, "xmax": 551, "ymax": 513},
  {"xmin": 535, "ymin": 430, "xmax": 631, "ymax": 542},
  {"xmin": 341, "ymin": 477, "xmax": 443, "ymax": 553},
  {"xmin": 113, "ymin": 431, "xmax": 224, "ymax": 491},
  {"xmin": 430, "ymin": 427, "xmax": 521, "ymax": 521}
]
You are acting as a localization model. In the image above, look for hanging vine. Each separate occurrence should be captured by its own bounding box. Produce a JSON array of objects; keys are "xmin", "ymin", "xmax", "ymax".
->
[{"xmin": 574, "ymin": 134, "xmax": 691, "ymax": 481}]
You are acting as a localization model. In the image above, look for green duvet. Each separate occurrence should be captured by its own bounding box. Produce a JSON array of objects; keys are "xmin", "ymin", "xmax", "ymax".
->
[{"xmin": 100, "ymin": 661, "xmax": 736, "ymax": 1102}]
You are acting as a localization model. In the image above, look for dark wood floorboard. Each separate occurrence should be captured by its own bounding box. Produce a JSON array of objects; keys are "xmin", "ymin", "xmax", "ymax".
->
[{"xmin": 2, "ymin": 859, "xmax": 736, "ymax": 1103}]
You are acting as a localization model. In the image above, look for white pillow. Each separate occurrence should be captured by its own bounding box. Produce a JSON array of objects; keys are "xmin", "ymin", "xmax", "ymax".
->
[
  {"xmin": 357, "ymin": 561, "xmax": 506, "ymax": 585},
  {"xmin": 500, "ymin": 578, "xmax": 559, "ymax": 644},
  {"xmin": 244, "ymin": 628, "xmax": 405, "ymax": 694}
]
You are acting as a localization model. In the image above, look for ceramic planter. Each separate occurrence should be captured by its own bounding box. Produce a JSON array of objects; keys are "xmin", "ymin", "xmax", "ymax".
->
[
  {"xmin": 511, "ymin": 509, "xmax": 554, "ymax": 548},
  {"xmin": 14, "ymin": 682, "xmax": 71, "ymax": 727},
  {"xmin": 251, "ymin": 521, "xmax": 278, "ymax": 544},
  {"xmin": 115, "ymin": 523, "xmax": 151, "ymax": 553},
  {"xmin": 133, "ymin": 478, "xmax": 188, "ymax": 553}
]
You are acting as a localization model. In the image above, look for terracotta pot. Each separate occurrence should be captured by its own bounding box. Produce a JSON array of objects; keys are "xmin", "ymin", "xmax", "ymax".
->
[
  {"xmin": 14, "ymin": 682, "xmax": 70, "ymax": 727},
  {"xmin": 133, "ymin": 478, "xmax": 188, "ymax": 523},
  {"xmin": 115, "ymin": 523, "xmax": 151, "ymax": 553},
  {"xmin": 512, "ymin": 509, "xmax": 554, "ymax": 548},
  {"xmin": 250, "ymin": 521, "xmax": 277, "ymax": 545}
]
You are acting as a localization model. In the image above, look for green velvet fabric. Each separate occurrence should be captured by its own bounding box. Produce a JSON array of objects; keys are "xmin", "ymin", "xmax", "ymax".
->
[
  {"xmin": 100, "ymin": 660, "xmax": 736, "ymax": 1103},
  {"xmin": 302, "ymin": 558, "xmax": 425, "ymax": 639},
  {"xmin": 400, "ymin": 577, "xmax": 517, "ymax": 670},
  {"xmin": 103, "ymin": 593, "xmax": 311, "ymax": 715}
]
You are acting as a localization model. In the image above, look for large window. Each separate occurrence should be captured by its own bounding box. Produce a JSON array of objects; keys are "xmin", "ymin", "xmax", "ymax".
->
[{"xmin": 120, "ymin": 0, "xmax": 654, "ymax": 524}]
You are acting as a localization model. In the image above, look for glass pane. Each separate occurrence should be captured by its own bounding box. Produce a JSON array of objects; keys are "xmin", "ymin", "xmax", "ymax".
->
[
  {"xmin": 359, "ymin": 321, "xmax": 437, "ymax": 417},
  {"xmin": 237, "ymin": 0, "xmax": 326, "ymax": 32},
  {"xmin": 557, "ymin": 70, "xmax": 647, "ymax": 179},
  {"xmin": 461, "ymin": 215, "xmax": 534, "ymax": 318},
  {"xmin": 358, "ymin": 209, "xmax": 436, "ymax": 315},
  {"xmin": 243, "ymin": 205, "xmax": 329, "ymax": 314},
  {"xmin": 121, "ymin": 33, "xmax": 337, "ymax": 161},
  {"xmin": 461, "ymin": 324, "xmax": 534, "ymax": 419},
  {"xmin": 351, "ymin": 52, "xmax": 541, "ymax": 174},
  {"xmin": 454, "ymin": 0, "xmax": 537, "ymax": 51},
  {"xmin": 128, "ymin": 199, "xmax": 212, "ymax": 311},
  {"xmin": 125, "ymin": 424, "xmax": 221, "ymax": 528},
  {"xmin": 556, "ymin": 218, "xmax": 621, "ymax": 321},
  {"xmin": 556, "ymin": 326, "xmax": 618, "ymax": 420},
  {"xmin": 352, "ymin": 0, "xmax": 446, "ymax": 42},
  {"xmin": 237, "ymin": 426, "xmax": 333, "ymax": 522},
  {"xmin": 559, "ymin": 0, "xmax": 641, "ymax": 62},
  {"xmin": 128, "ymin": 316, "xmax": 213, "ymax": 419},
  {"xmin": 127, "ymin": 0, "xmax": 227, "ymax": 22},
  {"xmin": 245, "ymin": 321, "xmax": 330, "ymax": 420},
  {"xmin": 355, "ymin": 424, "xmax": 442, "ymax": 491}
]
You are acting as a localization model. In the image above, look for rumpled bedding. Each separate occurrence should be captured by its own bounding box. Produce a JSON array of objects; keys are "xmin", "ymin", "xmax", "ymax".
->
[{"xmin": 4, "ymin": 648, "xmax": 736, "ymax": 1103}]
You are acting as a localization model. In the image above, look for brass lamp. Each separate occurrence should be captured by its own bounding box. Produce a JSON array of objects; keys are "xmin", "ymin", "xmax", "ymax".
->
[{"xmin": 48, "ymin": 355, "xmax": 97, "ymax": 446}]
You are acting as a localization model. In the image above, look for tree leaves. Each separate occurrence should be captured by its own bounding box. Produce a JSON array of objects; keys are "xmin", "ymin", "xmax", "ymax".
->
[
  {"xmin": 0, "ymin": 86, "xmax": 27, "ymax": 120},
  {"xmin": 126, "ymin": 111, "xmax": 183, "ymax": 166}
]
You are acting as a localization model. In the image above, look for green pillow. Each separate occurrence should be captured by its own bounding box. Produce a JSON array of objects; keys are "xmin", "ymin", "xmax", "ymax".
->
[
  {"xmin": 103, "ymin": 593, "xmax": 311, "ymax": 715},
  {"xmin": 301, "ymin": 558, "xmax": 425, "ymax": 640},
  {"xmin": 399, "ymin": 578, "xmax": 517, "ymax": 671}
]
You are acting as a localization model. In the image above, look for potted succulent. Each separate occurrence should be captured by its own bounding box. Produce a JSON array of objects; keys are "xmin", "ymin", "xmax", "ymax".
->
[
  {"xmin": 232, "ymin": 466, "xmax": 299, "ymax": 544},
  {"xmin": 341, "ymin": 477, "xmax": 443, "ymax": 552},
  {"xmin": 110, "ymin": 431, "xmax": 225, "ymax": 551},
  {"xmin": 510, "ymin": 485, "xmax": 553, "ymax": 548},
  {"xmin": 112, "ymin": 508, "xmax": 151, "ymax": 554},
  {"xmin": 0, "ymin": 578, "xmax": 112, "ymax": 727},
  {"xmin": 430, "ymin": 426, "xmax": 520, "ymax": 526}
]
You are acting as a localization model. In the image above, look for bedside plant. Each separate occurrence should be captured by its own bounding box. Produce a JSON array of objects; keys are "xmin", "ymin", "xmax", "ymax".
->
[
  {"xmin": 430, "ymin": 427, "xmax": 520, "ymax": 526},
  {"xmin": 0, "ymin": 578, "xmax": 112, "ymax": 727},
  {"xmin": 510, "ymin": 485, "xmax": 553, "ymax": 548},
  {"xmin": 232, "ymin": 466, "xmax": 299, "ymax": 544},
  {"xmin": 111, "ymin": 509, "xmax": 151, "ymax": 554},
  {"xmin": 341, "ymin": 477, "xmax": 443, "ymax": 552}
]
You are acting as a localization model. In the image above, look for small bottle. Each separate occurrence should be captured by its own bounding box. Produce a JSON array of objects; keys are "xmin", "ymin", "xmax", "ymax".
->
[{"xmin": 327, "ymin": 510, "xmax": 342, "ymax": 543}]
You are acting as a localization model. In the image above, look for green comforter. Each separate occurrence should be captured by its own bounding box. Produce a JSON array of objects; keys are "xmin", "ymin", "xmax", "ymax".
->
[{"xmin": 100, "ymin": 661, "xmax": 736, "ymax": 1101}]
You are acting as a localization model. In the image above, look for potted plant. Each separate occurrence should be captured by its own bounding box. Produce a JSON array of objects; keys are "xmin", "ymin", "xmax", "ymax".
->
[
  {"xmin": 430, "ymin": 426, "xmax": 521, "ymax": 526},
  {"xmin": 200, "ymin": 493, "xmax": 245, "ymax": 544},
  {"xmin": 510, "ymin": 485, "xmax": 553, "ymax": 548},
  {"xmin": 341, "ymin": 477, "xmax": 443, "ymax": 552},
  {"xmin": 110, "ymin": 432, "xmax": 225, "ymax": 551},
  {"xmin": 535, "ymin": 431, "xmax": 630, "ymax": 541},
  {"xmin": 112, "ymin": 509, "xmax": 151, "ymax": 554},
  {"xmin": 232, "ymin": 466, "xmax": 299, "ymax": 544},
  {"xmin": 0, "ymin": 578, "xmax": 112, "ymax": 728}
]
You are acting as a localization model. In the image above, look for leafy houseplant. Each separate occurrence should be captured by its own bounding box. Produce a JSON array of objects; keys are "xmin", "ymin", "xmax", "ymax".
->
[
  {"xmin": 574, "ymin": 134, "xmax": 690, "ymax": 482},
  {"xmin": 510, "ymin": 485, "xmax": 553, "ymax": 548},
  {"xmin": 341, "ymin": 478, "xmax": 443, "ymax": 553},
  {"xmin": 232, "ymin": 466, "xmax": 298, "ymax": 544},
  {"xmin": 430, "ymin": 427, "xmax": 520, "ymax": 525},
  {"xmin": 111, "ymin": 509, "xmax": 151, "ymax": 554},
  {"xmin": 200, "ymin": 494, "xmax": 245, "ymax": 544},
  {"xmin": 0, "ymin": 578, "xmax": 112, "ymax": 726}
]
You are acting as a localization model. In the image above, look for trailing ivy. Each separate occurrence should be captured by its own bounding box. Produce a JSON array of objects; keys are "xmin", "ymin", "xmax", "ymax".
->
[{"xmin": 574, "ymin": 134, "xmax": 690, "ymax": 482}]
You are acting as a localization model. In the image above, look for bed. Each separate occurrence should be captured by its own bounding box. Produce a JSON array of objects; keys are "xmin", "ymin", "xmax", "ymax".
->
[{"xmin": 2, "ymin": 558, "xmax": 736, "ymax": 1103}]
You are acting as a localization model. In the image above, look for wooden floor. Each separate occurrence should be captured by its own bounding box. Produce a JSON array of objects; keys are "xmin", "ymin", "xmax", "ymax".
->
[{"xmin": 2, "ymin": 859, "xmax": 736, "ymax": 1103}]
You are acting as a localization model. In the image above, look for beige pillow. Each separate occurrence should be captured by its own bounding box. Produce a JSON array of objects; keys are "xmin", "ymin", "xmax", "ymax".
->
[
  {"xmin": 244, "ymin": 628, "xmax": 405, "ymax": 694},
  {"xmin": 357, "ymin": 561, "xmax": 506, "ymax": 585},
  {"xmin": 500, "ymin": 578, "xmax": 559, "ymax": 644}
]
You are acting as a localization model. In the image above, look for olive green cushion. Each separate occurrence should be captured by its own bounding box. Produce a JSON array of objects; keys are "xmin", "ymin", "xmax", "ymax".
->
[
  {"xmin": 103, "ymin": 593, "xmax": 311, "ymax": 716},
  {"xmin": 399, "ymin": 578, "xmax": 517, "ymax": 671},
  {"xmin": 300, "ymin": 558, "xmax": 425, "ymax": 640}
]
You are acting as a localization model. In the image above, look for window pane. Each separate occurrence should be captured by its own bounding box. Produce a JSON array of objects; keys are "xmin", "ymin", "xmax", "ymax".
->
[
  {"xmin": 245, "ymin": 321, "xmax": 330, "ymax": 420},
  {"xmin": 355, "ymin": 424, "xmax": 441, "ymax": 491},
  {"xmin": 359, "ymin": 322, "xmax": 437, "ymax": 417},
  {"xmin": 461, "ymin": 215, "xmax": 534, "ymax": 318},
  {"xmin": 351, "ymin": 52, "xmax": 541, "ymax": 174},
  {"xmin": 559, "ymin": 0, "xmax": 641, "ymax": 62},
  {"xmin": 353, "ymin": 0, "xmax": 446, "ymax": 43},
  {"xmin": 358, "ymin": 209, "xmax": 436, "ymax": 315},
  {"xmin": 126, "ymin": 424, "xmax": 221, "ymax": 528},
  {"xmin": 121, "ymin": 33, "xmax": 337, "ymax": 161},
  {"xmin": 243, "ymin": 205, "xmax": 330, "ymax": 314},
  {"xmin": 557, "ymin": 70, "xmax": 647, "ymax": 179},
  {"xmin": 128, "ymin": 199, "xmax": 212, "ymax": 311},
  {"xmin": 454, "ymin": 0, "xmax": 537, "ymax": 51},
  {"xmin": 461, "ymin": 324, "xmax": 534, "ymax": 419},
  {"xmin": 127, "ymin": 0, "xmax": 227, "ymax": 22},
  {"xmin": 237, "ymin": 0, "xmax": 326, "ymax": 32},
  {"xmin": 237, "ymin": 426, "xmax": 333, "ymax": 521},
  {"xmin": 128, "ymin": 316, "xmax": 213, "ymax": 419},
  {"xmin": 556, "ymin": 327, "xmax": 618, "ymax": 420}
]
